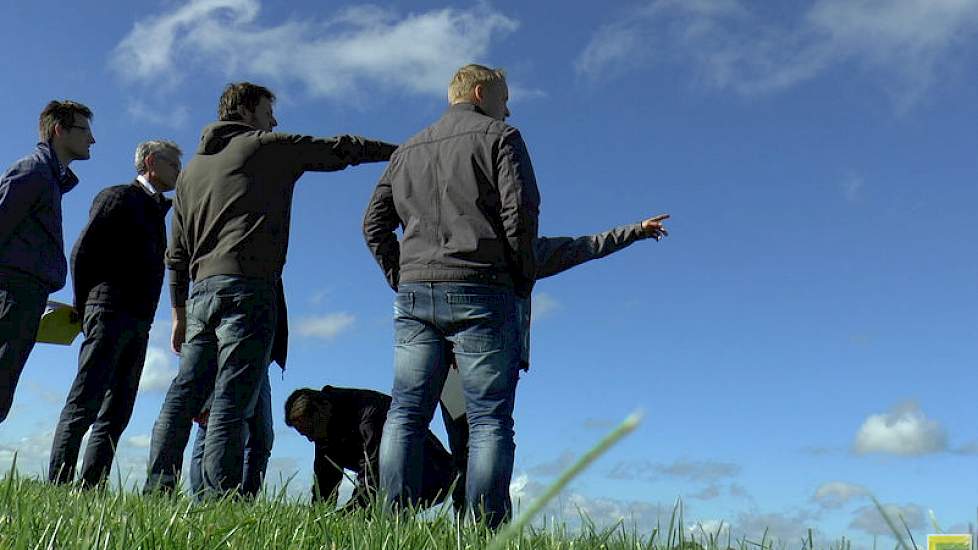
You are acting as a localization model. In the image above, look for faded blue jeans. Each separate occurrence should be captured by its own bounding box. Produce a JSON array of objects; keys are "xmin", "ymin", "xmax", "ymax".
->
[
  {"xmin": 380, "ymin": 282, "xmax": 519, "ymax": 528},
  {"xmin": 144, "ymin": 275, "xmax": 277, "ymax": 496},
  {"xmin": 188, "ymin": 371, "xmax": 273, "ymax": 498}
]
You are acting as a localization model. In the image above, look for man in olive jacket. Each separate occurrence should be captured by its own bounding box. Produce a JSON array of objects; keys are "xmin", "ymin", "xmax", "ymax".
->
[{"xmin": 145, "ymin": 82, "xmax": 397, "ymax": 497}]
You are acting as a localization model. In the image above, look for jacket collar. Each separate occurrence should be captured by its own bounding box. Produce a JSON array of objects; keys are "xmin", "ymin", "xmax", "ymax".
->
[
  {"xmin": 36, "ymin": 142, "xmax": 79, "ymax": 194},
  {"xmin": 448, "ymin": 102, "xmax": 489, "ymax": 117}
]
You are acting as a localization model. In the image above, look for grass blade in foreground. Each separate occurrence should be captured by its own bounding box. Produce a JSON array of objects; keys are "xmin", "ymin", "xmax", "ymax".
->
[
  {"xmin": 487, "ymin": 411, "xmax": 642, "ymax": 550},
  {"xmin": 872, "ymin": 496, "xmax": 913, "ymax": 550}
]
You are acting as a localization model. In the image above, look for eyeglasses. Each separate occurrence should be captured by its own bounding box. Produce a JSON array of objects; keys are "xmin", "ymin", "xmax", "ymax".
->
[{"xmin": 69, "ymin": 125, "xmax": 92, "ymax": 134}]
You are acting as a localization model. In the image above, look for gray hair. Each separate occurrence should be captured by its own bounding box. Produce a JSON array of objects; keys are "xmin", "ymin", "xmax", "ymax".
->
[{"xmin": 134, "ymin": 140, "xmax": 182, "ymax": 174}]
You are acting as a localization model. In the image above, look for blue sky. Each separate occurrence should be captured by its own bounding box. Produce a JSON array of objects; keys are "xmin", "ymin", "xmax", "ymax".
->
[{"xmin": 1, "ymin": 0, "xmax": 977, "ymax": 544}]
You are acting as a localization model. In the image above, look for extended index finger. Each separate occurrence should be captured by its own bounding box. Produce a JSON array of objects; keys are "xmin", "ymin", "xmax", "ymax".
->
[{"xmin": 649, "ymin": 214, "xmax": 670, "ymax": 222}]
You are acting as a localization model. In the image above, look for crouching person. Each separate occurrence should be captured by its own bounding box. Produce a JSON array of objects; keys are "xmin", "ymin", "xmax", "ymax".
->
[{"xmin": 285, "ymin": 386, "xmax": 461, "ymax": 511}]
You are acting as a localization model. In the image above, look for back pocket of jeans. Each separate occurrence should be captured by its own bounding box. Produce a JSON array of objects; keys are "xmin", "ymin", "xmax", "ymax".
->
[{"xmin": 447, "ymin": 293, "xmax": 507, "ymax": 353}]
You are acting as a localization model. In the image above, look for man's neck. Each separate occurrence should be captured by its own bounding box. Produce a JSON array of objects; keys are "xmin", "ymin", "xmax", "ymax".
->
[{"xmin": 51, "ymin": 142, "xmax": 72, "ymax": 169}]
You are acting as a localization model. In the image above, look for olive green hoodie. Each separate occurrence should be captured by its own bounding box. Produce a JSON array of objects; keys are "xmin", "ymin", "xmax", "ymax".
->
[{"xmin": 167, "ymin": 121, "xmax": 396, "ymax": 366}]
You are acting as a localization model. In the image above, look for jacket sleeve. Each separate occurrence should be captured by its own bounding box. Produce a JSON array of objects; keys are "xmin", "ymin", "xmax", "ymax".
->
[
  {"xmin": 534, "ymin": 223, "xmax": 649, "ymax": 280},
  {"xmin": 261, "ymin": 132, "xmax": 397, "ymax": 173},
  {"xmin": 71, "ymin": 189, "xmax": 125, "ymax": 312},
  {"xmin": 0, "ymin": 165, "xmax": 46, "ymax": 249},
  {"xmin": 165, "ymin": 190, "xmax": 190, "ymax": 308},
  {"xmin": 496, "ymin": 129, "xmax": 540, "ymax": 297},
  {"xmin": 312, "ymin": 442, "xmax": 343, "ymax": 504},
  {"xmin": 362, "ymin": 167, "xmax": 401, "ymax": 291}
]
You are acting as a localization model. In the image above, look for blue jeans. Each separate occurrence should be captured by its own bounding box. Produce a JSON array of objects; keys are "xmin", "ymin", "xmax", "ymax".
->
[
  {"xmin": 380, "ymin": 282, "xmax": 519, "ymax": 528},
  {"xmin": 144, "ymin": 275, "xmax": 277, "ymax": 496},
  {"xmin": 188, "ymin": 372, "xmax": 273, "ymax": 497}
]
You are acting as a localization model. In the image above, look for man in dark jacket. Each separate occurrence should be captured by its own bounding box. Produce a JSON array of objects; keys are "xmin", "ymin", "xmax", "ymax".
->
[
  {"xmin": 363, "ymin": 64, "xmax": 539, "ymax": 527},
  {"xmin": 285, "ymin": 386, "xmax": 460, "ymax": 511},
  {"xmin": 48, "ymin": 140, "xmax": 181, "ymax": 486},
  {"xmin": 0, "ymin": 100, "xmax": 94, "ymax": 424},
  {"xmin": 145, "ymin": 82, "xmax": 397, "ymax": 497},
  {"xmin": 439, "ymin": 216, "xmax": 670, "ymax": 496}
]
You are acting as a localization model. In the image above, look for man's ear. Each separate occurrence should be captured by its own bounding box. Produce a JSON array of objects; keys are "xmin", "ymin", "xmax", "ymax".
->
[
  {"xmin": 472, "ymin": 84, "xmax": 486, "ymax": 103},
  {"xmin": 52, "ymin": 123, "xmax": 67, "ymax": 139},
  {"xmin": 235, "ymin": 104, "xmax": 253, "ymax": 123}
]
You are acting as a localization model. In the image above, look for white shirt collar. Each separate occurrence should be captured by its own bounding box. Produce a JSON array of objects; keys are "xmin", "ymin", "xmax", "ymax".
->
[{"xmin": 136, "ymin": 174, "xmax": 157, "ymax": 196}]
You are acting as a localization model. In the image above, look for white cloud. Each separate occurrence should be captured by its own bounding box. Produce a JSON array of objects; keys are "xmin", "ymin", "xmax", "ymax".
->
[
  {"xmin": 849, "ymin": 502, "xmax": 926, "ymax": 535},
  {"xmin": 0, "ymin": 429, "xmax": 53, "ymax": 477},
  {"xmin": 127, "ymin": 100, "xmax": 191, "ymax": 129},
  {"xmin": 853, "ymin": 401, "xmax": 947, "ymax": 456},
  {"xmin": 139, "ymin": 346, "xmax": 178, "ymax": 393},
  {"xmin": 295, "ymin": 312, "xmax": 356, "ymax": 341},
  {"xmin": 576, "ymin": 0, "xmax": 978, "ymax": 107},
  {"xmin": 509, "ymin": 473, "xmax": 667, "ymax": 533},
  {"xmin": 531, "ymin": 292, "xmax": 560, "ymax": 321},
  {"xmin": 608, "ymin": 458, "xmax": 740, "ymax": 482},
  {"xmin": 126, "ymin": 434, "xmax": 152, "ymax": 449},
  {"xmin": 812, "ymin": 481, "xmax": 870, "ymax": 508},
  {"xmin": 111, "ymin": 0, "xmax": 520, "ymax": 100},
  {"xmin": 688, "ymin": 519, "xmax": 730, "ymax": 537}
]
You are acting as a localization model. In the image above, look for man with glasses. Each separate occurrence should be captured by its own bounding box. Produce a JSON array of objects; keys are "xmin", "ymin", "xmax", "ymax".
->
[
  {"xmin": 0, "ymin": 100, "xmax": 94, "ymax": 424},
  {"xmin": 48, "ymin": 140, "xmax": 181, "ymax": 486}
]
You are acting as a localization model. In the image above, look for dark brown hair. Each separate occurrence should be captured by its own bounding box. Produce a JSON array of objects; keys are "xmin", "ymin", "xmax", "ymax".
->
[
  {"xmin": 218, "ymin": 82, "xmax": 276, "ymax": 121},
  {"xmin": 38, "ymin": 100, "xmax": 93, "ymax": 141}
]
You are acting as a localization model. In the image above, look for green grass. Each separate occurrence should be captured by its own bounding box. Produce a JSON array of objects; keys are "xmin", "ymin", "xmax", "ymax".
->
[
  {"xmin": 0, "ymin": 416, "xmax": 874, "ymax": 549},
  {"xmin": 0, "ymin": 471, "xmax": 862, "ymax": 550}
]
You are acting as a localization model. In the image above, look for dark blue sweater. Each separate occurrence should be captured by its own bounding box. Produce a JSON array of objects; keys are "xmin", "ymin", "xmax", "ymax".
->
[{"xmin": 71, "ymin": 181, "xmax": 171, "ymax": 320}]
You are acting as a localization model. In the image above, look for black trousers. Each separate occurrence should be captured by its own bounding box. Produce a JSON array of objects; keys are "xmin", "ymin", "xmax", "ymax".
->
[
  {"xmin": 49, "ymin": 305, "xmax": 150, "ymax": 486},
  {"xmin": 0, "ymin": 274, "xmax": 48, "ymax": 424}
]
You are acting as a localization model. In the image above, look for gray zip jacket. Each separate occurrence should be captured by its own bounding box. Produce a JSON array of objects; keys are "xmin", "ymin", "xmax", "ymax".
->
[{"xmin": 363, "ymin": 103, "xmax": 540, "ymax": 297}]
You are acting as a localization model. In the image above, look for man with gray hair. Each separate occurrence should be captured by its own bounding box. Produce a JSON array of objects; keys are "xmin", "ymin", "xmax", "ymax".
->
[{"xmin": 49, "ymin": 139, "xmax": 181, "ymax": 487}]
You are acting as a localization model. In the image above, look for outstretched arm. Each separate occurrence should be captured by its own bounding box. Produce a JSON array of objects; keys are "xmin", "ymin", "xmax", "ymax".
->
[
  {"xmin": 262, "ymin": 132, "xmax": 397, "ymax": 173},
  {"xmin": 535, "ymin": 213, "xmax": 669, "ymax": 279}
]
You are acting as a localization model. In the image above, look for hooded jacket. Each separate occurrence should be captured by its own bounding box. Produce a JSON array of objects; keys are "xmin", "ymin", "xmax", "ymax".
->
[
  {"xmin": 167, "ymin": 121, "xmax": 396, "ymax": 366},
  {"xmin": 0, "ymin": 143, "xmax": 79, "ymax": 292}
]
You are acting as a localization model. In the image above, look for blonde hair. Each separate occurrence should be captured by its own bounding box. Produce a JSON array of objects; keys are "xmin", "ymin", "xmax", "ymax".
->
[{"xmin": 448, "ymin": 64, "xmax": 506, "ymax": 104}]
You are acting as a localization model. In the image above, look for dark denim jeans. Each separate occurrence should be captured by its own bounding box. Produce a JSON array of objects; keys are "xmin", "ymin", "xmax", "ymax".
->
[
  {"xmin": 380, "ymin": 282, "xmax": 519, "ymax": 528},
  {"xmin": 188, "ymin": 371, "xmax": 273, "ymax": 498},
  {"xmin": 144, "ymin": 275, "xmax": 276, "ymax": 496},
  {"xmin": 49, "ymin": 305, "xmax": 150, "ymax": 485},
  {"xmin": 0, "ymin": 274, "xmax": 47, "ymax": 424}
]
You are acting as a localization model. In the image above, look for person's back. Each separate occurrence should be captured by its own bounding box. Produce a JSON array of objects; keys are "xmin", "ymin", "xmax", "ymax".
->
[
  {"xmin": 146, "ymin": 82, "xmax": 396, "ymax": 497},
  {"xmin": 382, "ymin": 106, "xmax": 537, "ymax": 289},
  {"xmin": 364, "ymin": 64, "xmax": 539, "ymax": 528}
]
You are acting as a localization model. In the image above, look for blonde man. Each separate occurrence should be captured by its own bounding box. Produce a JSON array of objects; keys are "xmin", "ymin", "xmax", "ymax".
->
[{"xmin": 364, "ymin": 64, "xmax": 537, "ymax": 527}]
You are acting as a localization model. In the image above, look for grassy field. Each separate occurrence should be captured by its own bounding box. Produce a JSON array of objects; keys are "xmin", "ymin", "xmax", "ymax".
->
[{"xmin": 0, "ymin": 468, "xmax": 867, "ymax": 550}]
